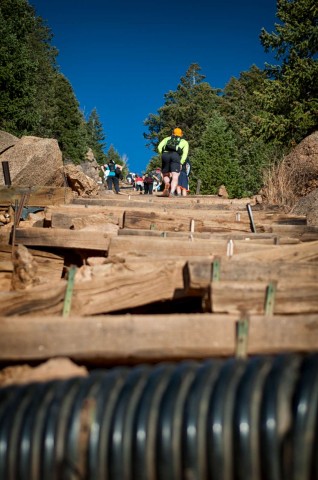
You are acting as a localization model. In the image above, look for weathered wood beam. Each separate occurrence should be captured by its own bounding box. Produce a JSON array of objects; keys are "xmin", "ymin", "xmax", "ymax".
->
[
  {"xmin": 72, "ymin": 195, "xmax": 258, "ymax": 209},
  {"xmin": 261, "ymin": 224, "xmax": 318, "ymax": 237},
  {"xmin": 50, "ymin": 212, "xmax": 121, "ymax": 229},
  {"xmin": 186, "ymin": 259, "xmax": 318, "ymax": 289},
  {"xmin": 118, "ymin": 228, "xmax": 300, "ymax": 244},
  {"xmin": 0, "ymin": 281, "xmax": 66, "ymax": 316},
  {"xmin": 232, "ymin": 239, "xmax": 318, "ymax": 263},
  {"xmin": 14, "ymin": 227, "xmax": 111, "ymax": 251},
  {"xmin": 209, "ymin": 281, "xmax": 318, "ymax": 314},
  {"xmin": 108, "ymin": 236, "xmax": 279, "ymax": 258},
  {"xmin": 0, "ymin": 260, "xmax": 186, "ymax": 316},
  {"xmin": 0, "ymin": 313, "xmax": 317, "ymax": 363},
  {"xmin": 0, "ymin": 187, "xmax": 73, "ymax": 205}
]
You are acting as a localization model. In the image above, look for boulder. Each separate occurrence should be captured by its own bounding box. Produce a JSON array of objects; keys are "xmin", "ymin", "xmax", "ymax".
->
[
  {"xmin": 81, "ymin": 149, "xmax": 101, "ymax": 183},
  {"xmin": 292, "ymin": 188, "xmax": 318, "ymax": 225},
  {"xmin": 218, "ymin": 184, "xmax": 229, "ymax": 199},
  {"xmin": 63, "ymin": 163, "xmax": 99, "ymax": 196},
  {"xmin": 0, "ymin": 130, "xmax": 19, "ymax": 154},
  {"xmin": 85, "ymin": 147, "xmax": 95, "ymax": 162},
  {"xmin": 284, "ymin": 131, "xmax": 318, "ymax": 197},
  {"xmin": 0, "ymin": 136, "xmax": 65, "ymax": 187}
]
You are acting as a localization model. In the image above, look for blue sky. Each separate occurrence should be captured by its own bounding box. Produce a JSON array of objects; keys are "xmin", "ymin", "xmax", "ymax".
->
[{"xmin": 29, "ymin": 0, "xmax": 278, "ymax": 173}]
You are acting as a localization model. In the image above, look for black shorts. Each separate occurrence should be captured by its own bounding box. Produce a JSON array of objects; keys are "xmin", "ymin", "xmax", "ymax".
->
[{"xmin": 162, "ymin": 151, "xmax": 181, "ymax": 174}]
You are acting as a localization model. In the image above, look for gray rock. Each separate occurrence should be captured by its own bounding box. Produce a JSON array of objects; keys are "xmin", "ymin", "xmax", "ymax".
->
[
  {"xmin": 0, "ymin": 136, "xmax": 64, "ymax": 187},
  {"xmin": 0, "ymin": 130, "xmax": 19, "ymax": 154}
]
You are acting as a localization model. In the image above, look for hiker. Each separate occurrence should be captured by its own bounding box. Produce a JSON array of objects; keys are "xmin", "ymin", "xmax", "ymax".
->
[
  {"xmin": 143, "ymin": 171, "xmax": 154, "ymax": 195},
  {"xmin": 177, "ymin": 158, "xmax": 191, "ymax": 196},
  {"xmin": 102, "ymin": 160, "xmax": 123, "ymax": 194},
  {"xmin": 134, "ymin": 174, "xmax": 144, "ymax": 193},
  {"xmin": 152, "ymin": 167, "xmax": 163, "ymax": 192},
  {"xmin": 126, "ymin": 172, "xmax": 134, "ymax": 185},
  {"xmin": 158, "ymin": 127, "xmax": 189, "ymax": 197}
]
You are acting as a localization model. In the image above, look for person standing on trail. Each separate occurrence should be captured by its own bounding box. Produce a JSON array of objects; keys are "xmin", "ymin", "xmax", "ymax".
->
[
  {"xmin": 177, "ymin": 157, "xmax": 191, "ymax": 196},
  {"xmin": 157, "ymin": 128, "xmax": 189, "ymax": 197},
  {"xmin": 102, "ymin": 160, "xmax": 123, "ymax": 194}
]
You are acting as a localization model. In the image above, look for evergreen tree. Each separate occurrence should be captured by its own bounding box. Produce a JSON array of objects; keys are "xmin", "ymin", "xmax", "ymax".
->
[
  {"xmin": 190, "ymin": 112, "xmax": 244, "ymax": 198},
  {"xmin": 0, "ymin": 0, "xmax": 58, "ymax": 135},
  {"xmin": 221, "ymin": 66, "xmax": 268, "ymax": 146},
  {"xmin": 257, "ymin": 0, "xmax": 318, "ymax": 144},
  {"xmin": 51, "ymin": 73, "xmax": 88, "ymax": 163},
  {"xmin": 144, "ymin": 63, "xmax": 220, "ymax": 153},
  {"xmin": 105, "ymin": 145, "xmax": 122, "ymax": 164},
  {"xmin": 0, "ymin": 0, "xmax": 113, "ymax": 165},
  {"xmin": 221, "ymin": 66, "xmax": 284, "ymax": 195},
  {"xmin": 86, "ymin": 108, "xmax": 107, "ymax": 164}
]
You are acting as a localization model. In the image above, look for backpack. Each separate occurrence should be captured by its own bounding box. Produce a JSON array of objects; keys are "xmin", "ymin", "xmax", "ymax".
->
[
  {"xmin": 182, "ymin": 159, "xmax": 191, "ymax": 177},
  {"xmin": 144, "ymin": 172, "xmax": 153, "ymax": 184},
  {"xmin": 165, "ymin": 135, "xmax": 182, "ymax": 154},
  {"xmin": 108, "ymin": 162, "xmax": 116, "ymax": 173},
  {"xmin": 115, "ymin": 166, "xmax": 123, "ymax": 179}
]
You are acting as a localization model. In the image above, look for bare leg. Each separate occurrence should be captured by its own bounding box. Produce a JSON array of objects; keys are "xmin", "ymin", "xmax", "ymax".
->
[
  {"xmin": 162, "ymin": 174, "xmax": 171, "ymax": 196},
  {"xmin": 170, "ymin": 172, "xmax": 179, "ymax": 195}
]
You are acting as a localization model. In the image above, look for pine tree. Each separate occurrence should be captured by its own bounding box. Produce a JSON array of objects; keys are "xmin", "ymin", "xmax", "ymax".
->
[
  {"xmin": 144, "ymin": 63, "xmax": 220, "ymax": 153},
  {"xmin": 105, "ymin": 145, "xmax": 122, "ymax": 164},
  {"xmin": 51, "ymin": 73, "xmax": 88, "ymax": 163},
  {"xmin": 0, "ymin": 0, "xmax": 113, "ymax": 165},
  {"xmin": 221, "ymin": 66, "xmax": 284, "ymax": 195},
  {"xmin": 0, "ymin": 0, "xmax": 57, "ymax": 135},
  {"xmin": 257, "ymin": 0, "xmax": 318, "ymax": 144},
  {"xmin": 86, "ymin": 108, "xmax": 107, "ymax": 164},
  {"xmin": 190, "ymin": 112, "xmax": 244, "ymax": 198}
]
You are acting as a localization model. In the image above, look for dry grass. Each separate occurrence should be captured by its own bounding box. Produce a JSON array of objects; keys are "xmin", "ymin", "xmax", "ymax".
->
[{"xmin": 262, "ymin": 155, "xmax": 318, "ymax": 209}]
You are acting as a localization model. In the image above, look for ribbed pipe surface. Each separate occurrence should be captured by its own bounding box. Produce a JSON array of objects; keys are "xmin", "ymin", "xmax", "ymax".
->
[{"xmin": 0, "ymin": 354, "xmax": 317, "ymax": 480}]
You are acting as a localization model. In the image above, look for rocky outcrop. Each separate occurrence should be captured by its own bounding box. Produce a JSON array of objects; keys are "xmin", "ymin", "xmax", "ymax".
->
[
  {"xmin": 292, "ymin": 188, "xmax": 318, "ymax": 225},
  {"xmin": 63, "ymin": 163, "xmax": 100, "ymax": 196},
  {"xmin": 0, "ymin": 130, "xmax": 19, "ymax": 154},
  {"xmin": 284, "ymin": 131, "xmax": 318, "ymax": 197},
  {"xmin": 0, "ymin": 136, "xmax": 65, "ymax": 187},
  {"xmin": 218, "ymin": 185, "xmax": 229, "ymax": 199},
  {"xmin": 81, "ymin": 148, "xmax": 102, "ymax": 183}
]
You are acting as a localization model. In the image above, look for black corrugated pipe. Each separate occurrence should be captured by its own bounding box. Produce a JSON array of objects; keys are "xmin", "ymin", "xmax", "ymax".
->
[{"xmin": 0, "ymin": 354, "xmax": 317, "ymax": 480}]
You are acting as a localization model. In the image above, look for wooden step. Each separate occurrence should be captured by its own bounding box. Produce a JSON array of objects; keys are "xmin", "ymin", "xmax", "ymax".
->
[
  {"xmin": 186, "ymin": 259, "xmax": 318, "ymax": 289},
  {"xmin": 0, "ymin": 186, "xmax": 73, "ymax": 206},
  {"xmin": 0, "ymin": 259, "xmax": 185, "ymax": 316},
  {"xmin": 108, "ymin": 236, "xmax": 281, "ymax": 258},
  {"xmin": 0, "ymin": 313, "xmax": 317, "ymax": 364},
  {"xmin": 208, "ymin": 280, "xmax": 318, "ymax": 315},
  {"xmin": 14, "ymin": 227, "xmax": 111, "ymax": 251}
]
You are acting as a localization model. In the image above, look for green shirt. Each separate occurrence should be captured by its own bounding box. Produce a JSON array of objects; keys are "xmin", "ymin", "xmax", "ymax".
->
[{"xmin": 158, "ymin": 136, "xmax": 189, "ymax": 164}]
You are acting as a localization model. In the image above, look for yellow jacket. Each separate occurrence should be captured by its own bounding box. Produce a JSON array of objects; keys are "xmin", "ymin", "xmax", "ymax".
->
[{"xmin": 158, "ymin": 136, "xmax": 189, "ymax": 164}]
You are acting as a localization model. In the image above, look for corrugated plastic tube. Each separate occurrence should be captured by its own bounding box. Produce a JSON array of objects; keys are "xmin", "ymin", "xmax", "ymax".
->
[{"xmin": 0, "ymin": 354, "xmax": 317, "ymax": 480}]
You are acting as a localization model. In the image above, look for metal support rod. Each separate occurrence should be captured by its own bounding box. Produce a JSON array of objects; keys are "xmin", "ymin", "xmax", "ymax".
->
[
  {"xmin": 236, "ymin": 317, "xmax": 249, "ymax": 358},
  {"xmin": 211, "ymin": 257, "xmax": 221, "ymax": 282},
  {"xmin": 1, "ymin": 161, "xmax": 11, "ymax": 186},
  {"xmin": 246, "ymin": 203, "xmax": 257, "ymax": 233},
  {"xmin": 265, "ymin": 281, "xmax": 277, "ymax": 316},
  {"xmin": 11, "ymin": 193, "xmax": 29, "ymax": 257}
]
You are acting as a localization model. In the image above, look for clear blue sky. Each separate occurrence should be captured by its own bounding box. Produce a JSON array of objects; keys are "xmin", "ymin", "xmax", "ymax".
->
[{"xmin": 29, "ymin": 0, "xmax": 278, "ymax": 174}]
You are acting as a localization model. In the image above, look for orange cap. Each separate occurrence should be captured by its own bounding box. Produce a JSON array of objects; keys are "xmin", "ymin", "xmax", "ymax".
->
[{"xmin": 173, "ymin": 128, "xmax": 183, "ymax": 136}]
